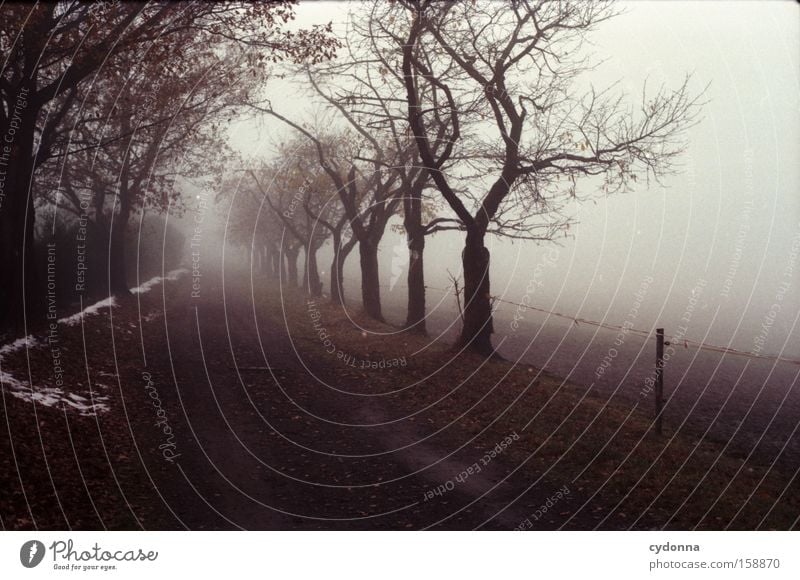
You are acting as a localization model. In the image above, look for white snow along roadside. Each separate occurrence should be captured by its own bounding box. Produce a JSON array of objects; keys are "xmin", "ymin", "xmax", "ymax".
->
[{"xmin": 0, "ymin": 269, "xmax": 187, "ymax": 416}]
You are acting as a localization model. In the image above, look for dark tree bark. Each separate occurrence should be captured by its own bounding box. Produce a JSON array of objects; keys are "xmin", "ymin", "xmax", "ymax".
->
[
  {"xmin": 404, "ymin": 189, "xmax": 427, "ymax": 334},
  {"xmin": 0, "ymin": 102, "xmax": 40, "ymax": 334},
  {"xmin": 296, "ymin": 190, "xmax": 358, "ymax": 307},
  {"xmin": 262, "ymin": 111, "xmax": 403, "ymax": 324},
  {"xmin": 109, "ymin": 162, "xmax": 133, "ymax": 296},
  {"xmin": 401, "ymin": 16, "xmax": 498, "ymax": 355},
  {"xmin": 399, "ymin": 2, "xmax": 700, "ymax": 358},
  {"xmin": 263, "ymin": 243, "xmax": 276, "ymax": 277},
  {"xmin": 303, "ymin": 243, "xmax": 323, "ymax": 297},
  {"xmin": 284, "ymin": 244, "xmax": 300, "ymax": 288},
  {"xmin": 108, "ymin": 221, "xmax": 130, "ymax": 296},
  {"xmin": 458, "ymin": 228, "xmax": 494, "ymax": 356},
  {"xmin": 329, "ymin": 230, "xmax": 344, "ymax": 305},
  {"xmin": 330, "ymin": 234, "xmax": 357, "ymax": 306},
  {"xmin": 277, "ymin": 245, "xmax": 287, "ymax": 282},
  {"xmin": 271, "ymin": 243, "xmax": 282, "ymax": 280},
  {"xmin": 358, "ymin": 238, "xmax": 383, "ymax": 321}
]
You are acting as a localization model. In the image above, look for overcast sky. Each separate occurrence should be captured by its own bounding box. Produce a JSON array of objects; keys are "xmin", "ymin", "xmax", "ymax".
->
[{"xmin": 226, "ymin": 1, "xmax": 800, "ymax": 357}]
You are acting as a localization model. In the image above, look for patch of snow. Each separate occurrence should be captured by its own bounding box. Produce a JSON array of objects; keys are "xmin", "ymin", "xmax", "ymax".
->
[
  {"xmin": 131, "ymin": 268, "xmax": 187, "ymax": 295},
  {"xmin": 0, "ymin": 370, "xmax": 26, "ymax": 390},
  {"xmin": 53, "ymin": 269, "xmax": 186, "ymax": 327},
  {"xmin": 0, "ymin": 268, "xmax": 184, "ymax": 417},
  {"xmin": 1, "ymin": 338, "xmax": 41, "ymax": 392},
  {"xmin": 1, "ymin": 370, "xmax": 110, "ymax": 416},
  {"xmin": 57, "ymin": 296, "xmax": 117, "ymax": 327},
  {"xmin": 0, "ymin": 335, "xmax": 40, "ymax": 357},
  {"xmin": 6, "ymin": 385, "xmax": 110, "ymax": 416}
]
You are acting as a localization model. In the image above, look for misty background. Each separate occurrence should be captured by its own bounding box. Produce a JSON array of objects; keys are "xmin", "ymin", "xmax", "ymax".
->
[{"xmin": 191, "ymin": 0, "xmax": 800, "ymax": 360}]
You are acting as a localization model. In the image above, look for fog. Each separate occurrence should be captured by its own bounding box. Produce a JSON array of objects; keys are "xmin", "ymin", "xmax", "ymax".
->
[
  {"xmin": 4, "ymin": 0, "xmax": 799, "ymax": 537},
  {"xmin": 226, "ymin": 0, "xmax": 799, "ymax": 358}
]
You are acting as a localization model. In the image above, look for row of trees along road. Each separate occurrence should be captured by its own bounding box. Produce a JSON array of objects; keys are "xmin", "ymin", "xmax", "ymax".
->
[
  {"xmin": 0, "ymin": 2, "xmax": 338, "ymax": 336},
  {"xmin": 1, "ymin": 1, "xmax": 702, "ymax": 358},
  {"xmin": 247, "ymin": 1, "xmax": 702, "ymax": 355}
]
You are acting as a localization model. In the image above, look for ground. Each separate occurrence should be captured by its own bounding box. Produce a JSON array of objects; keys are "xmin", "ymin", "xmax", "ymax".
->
[{"xmin": 1, "ymin": 269, "xmax": 797, "ymax": 530}]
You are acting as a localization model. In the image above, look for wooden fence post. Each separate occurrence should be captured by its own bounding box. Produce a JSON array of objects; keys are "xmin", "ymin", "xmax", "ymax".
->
[{"xmin": 655, "ymin": 328, "xmax": 665, "ymax": 435}]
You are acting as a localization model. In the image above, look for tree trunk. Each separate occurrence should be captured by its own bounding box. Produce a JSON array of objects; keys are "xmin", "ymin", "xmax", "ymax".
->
[
  {"xmin": 108, "ymin": 216, "xmax": 130, "ymax": 296},
  {"xmin": 458, "ymin": 229, "xmax": 494, "ymax": 356},
  {"xmin": 330, "ymin": 235, "xmax": 357, "ymax": 306},
  {"xmin": 303, "ymin": 243, "xmax": 323, "ymax": 297},
  {"xmin": 268, "ymin": 242, "xmax": 281, "ymax": 281},
  {"xmin": 277, "ymin": 245, "xmax": 287, "ymax": 283},
  {"xmin": 0, "ymin": 102, "xmax": 39, "ymax": 335},
  {"xmin": 404, "ymin": 190, "xmax": 426, "ymax": 334},
  {"xmin": 93, "ymin": 206, "xmax": 129, "ymax": 298},
  {"xmin": 109, "ymin": 155, "xmax": 134, "ymax": 297},
  {"xmin": 329, "ymin": 231, "xmax": 344, "ymax": 306},
  {"xmin": 405, "ymin": 233, "xmax": 426, "ymax": 333},
  {"xmin": 263, "ymin": 244, "xmax": 274, "ymax": 277},
  {"xmin": 285, "ymin": 245, "xmax": 299, "ymax": 288},
  {"xmin": 359, "ymin": 238, "xmax": 383, "ymax": 321}
]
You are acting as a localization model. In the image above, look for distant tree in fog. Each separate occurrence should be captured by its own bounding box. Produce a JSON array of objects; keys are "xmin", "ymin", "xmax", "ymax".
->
[
  {"xmin": 261, "ymin": 104, "xmax": 408, "ymax": 322},
  {"xmin": 270, "ymin": 135, "xmax": 359, "ymax": 306},
  {"xmin": 251, "ymin": 139, "xmax": 341, "ymax": 298},
  {"xmin": 224, "ymin": 167, "xmax": 299, "ymax": 287},
  {"xmin": 351, "ymin": 2, "xmax": 481, "ymax": 333}
]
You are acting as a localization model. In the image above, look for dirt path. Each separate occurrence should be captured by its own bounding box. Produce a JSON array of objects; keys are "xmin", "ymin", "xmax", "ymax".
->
[{"xmin": 123, "ymin": 271, "xmax": 590, "ymax": 530}]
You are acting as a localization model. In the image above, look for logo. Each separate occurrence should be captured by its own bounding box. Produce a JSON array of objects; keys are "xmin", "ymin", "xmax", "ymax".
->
[{"xmin": 20, "ymin": 540, "xmax": 45, "ymax": 568}]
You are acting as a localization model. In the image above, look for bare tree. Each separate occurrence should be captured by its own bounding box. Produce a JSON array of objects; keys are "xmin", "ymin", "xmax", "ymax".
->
[
  {"xmin": 264, "ymin": 14, "xmax": 454, "ymax": 330},
  {"xmin": 354, "ymin": 2, "xmax": 481, "ymax": 333},
  {"xmin": 251, "ymin": 146, "xmax": 335, "ymax": 298},
  {"xmin": 225, "ymin": 169, "xmax": 301, "ymax": 287},
  {"xmin": 291, "ymin": 135, "xmax": 359, "ymax": 305},
  {"xmin": 399, "ymin": 0, "xmax": 704, "ymax": 355},
  {"xmin": 259, "ymin": 104, "xmax": 406, "ymax": 321}
]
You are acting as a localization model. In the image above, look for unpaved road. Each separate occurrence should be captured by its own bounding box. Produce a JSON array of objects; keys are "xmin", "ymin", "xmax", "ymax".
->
[{"xmin": 129, "ymin": 271, "xmax": 588, "ymax": 530}]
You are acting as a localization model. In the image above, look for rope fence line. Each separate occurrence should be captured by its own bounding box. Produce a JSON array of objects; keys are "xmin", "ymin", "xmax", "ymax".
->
[{"xmin": 378, "ymin": 282, "xmax": 800, "ymax": 367}]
